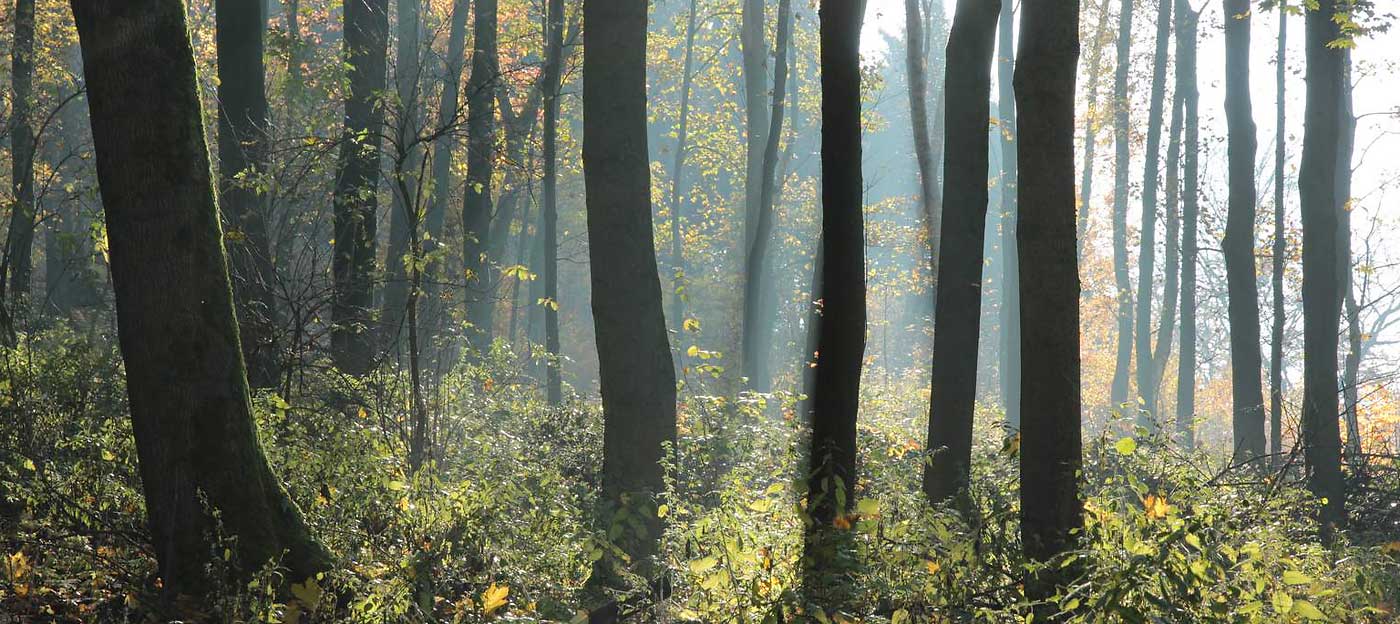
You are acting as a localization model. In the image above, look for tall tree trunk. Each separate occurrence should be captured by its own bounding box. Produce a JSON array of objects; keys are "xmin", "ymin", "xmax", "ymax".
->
[
  {"xmin": 1270, "ymin": 5, "xmax": 1288, "ymax": 464},
  {"xmin": 923, "ymin": 0, "xmax": 999, "ymax": 503},
  {"xmin": 1150, "ymin": 90, "xmax": 1182, "ymax": 407},
  {"xmin": 804, "ymin": 0, "xmax": 865, "ymax": 609},
  {"xmin": 996, "ymin": 0, "xmax": 1020, "ymax": 430},
  {"xmin": 380, "ymin": 0, "xmax": 424, "ymax": 346},
  {"xmin": 1299, "ymin": 0, "xmax": 1346, "ymax": 538},
  {"xmin": 740, "ymin": 0, "xmax": 768, "ymax": 254},
  {"xmin": 741, "ymin": 0, "xmax": 794, "ymax": 392},
  {"xmin": 582, "ymin": 0, "xmax": 678, "ymax": 582},
  {"xmin": 216, "ymin": 0, "xmax": 281, "ymax": 388},
  {"xmin": 1175, "ymin": 0, "xmax": 1199, "ymax": 447},
  {"xmin": 68, "ymin": 0, "xmax": 332, "ymax": 597},
  {"xmin": 462, "ymin": 0, "xmax": 500, "ymax": 356},
  {"xmin": 1077, "ymin": 0, "xmax": 1113, "ymax": 264},
  {"xmin": 906, "ymin": 0, "xmax": 943, "ymax": 284},
  {"xmin": 1015, "ymin": 0, "xmax": 1082, "ymax": 607},
  {"xmin": 1336, "ymin": 52, "xmax": 1358, "ymax": 463},
  {"xmin": 1223, "ymin": 0, "xmax": 1265, "ymax": 461},
  {"xmin": 1134, "ymin": 0, "xmax": 1172, "ymax": 425},
  {"xmin": 671, "ymin": 0, "xmax": 699, "ymax": 363},
  {"xmin": 5, "ymin": 0, "xmax": 36, "ymax": 306},
  {"xmin": 541, "ymin": 0, "xmax": 564, "ymax": 405},
  {"xmin": 423, "ymin": 0, "xmax": 470, "ymax": 340},
  {"xmin": 44, "ymin": 51, "xmax": 94, "ymax": 317},
  {"xmin": 1108, "ymin": 0, "xmax": 1134, "ymax": 411},
  {"xmin": 331, "ymin": 0, "xmax": 390, "ymax": 375}
]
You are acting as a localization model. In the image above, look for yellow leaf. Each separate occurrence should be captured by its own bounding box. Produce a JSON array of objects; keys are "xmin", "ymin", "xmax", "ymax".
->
[
  {"xmin": 925, "ymin": 560, "xmax": 941, "ymax": 574},
  {"xmin": 101, "ymin": 449, "xmax": 116, "ymax": 461},
  {"xmin": 683, "ymin": 317, "xmax": 701, "ymax": 332},
  {"xmin": 832, "ymin": 515, "xmax": 853, "ymax": 530},
  {"xmin": 1143, "ymin": 494, "xmax": 1170, "ymax": 520},
  {"xmin": 482, "ymin": 583, "xmax": 509, "ymax": 616}
]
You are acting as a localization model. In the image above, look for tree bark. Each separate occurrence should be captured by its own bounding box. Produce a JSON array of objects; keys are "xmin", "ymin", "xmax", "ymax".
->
[
  {"xmin": 216, "ymin": 0, "xmax": 281, "ymax": 388},
  {"xmin": 1015, "ymin": 0, "xmax": 1082, "ymax": 607},
  {"xmin": 582, "ymin": 0, "xmax": 678, "ymax": 581},
  {"xmin": 996, "ymin": 0, "xmax": 1020, "ymax": 431},
  {"xmin": 1077, "ymin": 0, "xmax": 1113, "ymax": 265},
  {"xmin": 1134, "ymin": 0, "xmax": 1172, "ymax": 425},
  {"xmin": 906, "ymin": 0, "xmax": 943, "ymax": 285},
  {"xmin": 1299, "ymin": 0, "xmax": 1346, "ymax": 538},
  {"xmin": 423, "ymin": 0, "xmax": 471, "ymax": 341},
  {"xmin": 331, "ymin": 0, "xmax": 390, "ymax": 375},
  {"xmin": 1175, "ymin": 0, "xmax": 1199, "ymax": 447},
  {"xmin": 68, "ymin": 0, "xmax": 332, "ymax": 597},
  {"xmin": 1149, "ymin": 89, "xmax": 1182, "ymax": 411},
  {"xmin": 1337, "ymin": 53, "xmax": 1358, "ymax": 463},
  {"xmin": 1223, "ymin": 0, "xmax": 1265, "ymax": 461},
  {"xmin": 542, "ymin": 0, "xmax": 565, "ymax": 405},
  {"xmin": 5, "ymin": 0, "xmax": 36, "ymax": 306},
  {"xmin": 670, "ymin": 0, "xmax": 700, "ymax": 363},
  {"xmin": 462, "ymin": 0, "xmax": 500, "ymax": 356},
  {"xmin": 740, "ymin": 0, "xmax": 768, "ymax": 254},
  {"xmin": 1270, "ymin": 5, "xmax": 1288, "ymax": 464},
  {"xmin": 923, "ymin": 0, "xmax": 999, "ymax": 503},
  {"xmin": 1109, "ymin": 0, "xmax": 1134, "ymax": 411},
  {"xmin": 380, "ymin": 0, "xmax": 425, "ymax": 347}
]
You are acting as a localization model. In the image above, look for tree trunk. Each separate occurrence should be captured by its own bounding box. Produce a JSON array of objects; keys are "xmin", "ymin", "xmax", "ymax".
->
[
  {"xmin": 1175, "ymin": 0, "xmax": 1199, "ymax": 447},
  {"xmin": 1015, "ymin": 0, "xmax": 1082, "ymax": 607},
  {"xmin": 906, "ymin": 0, "xmax": 943, "ymax": 285},
  {"xmin": 671, "ymin": 0, "xmax": 699, "ymax": 363},
  {"xmin": 1134, "ymin": 0, "xmax": 1172, "ymax": 425},
  {"xmin": 216, "ymin": 0, "xmax": 281, "ymax": 388},
  {"xmin": 1149, "ymin": 89, "xmax": 1182, "ymax": 410},
  {"xmin": 423, "ymin": 0, "xmax": 471, "ymax": 340},
  {"xmin": 1336, "ymin": 51, "xmax": 1358, "ymax": 463},
  {"xmin": 1077, "ymin": 0, "xmax": 1113, "ymax": 265},
  {"xmin": 741, "ymin": 0, "xmax": 794, "ymax": 392},
  {"xmin": 740, "ymin": 0, "xmax": 768, "ymax": 254},
  {"xmin": 996, "ymin": 0, "xmax": 1020, "ymax": 430},
  {"xmin": 5, "ymin": 0, "xmax": 36, "ymax": 306},
  {"xmin": 923, "ymin": 0, "xmax": 999, "ymax": 503},
  {"xmin": 331, "ymin": 0, "xmax": 390, "ymax": 375},
  {"xmin": 1223, "ymin": 0, "xmax": 1265, "ymax": 461},
  {"xmin": 380, "ymin": 0, "xmax": 425, "ymax": 347},
  {"xmin": 68, "ymin": 0, "xmax": 332, "ymax": 597},
  {"xmin": 1108, "ymin": 0, "xmax": 1134, "ymax": 411},
  {"xmin": 542, "ymin": 0, "xmax": 564, "ymax": 405},
  {"xmin": 462, "ymin": 0, "xmax": 500, "ymax": 356},
  {"xmin": 582, "ymin": 0, "xmax": 678, "ymax": 582},
  {"xmin": 1270, "ymin": 5, "xmax": 1287, "ymax": 464},
  {"xmin": 1299, "ymin": 0, "xmax": 1346, "ymax": 538}
]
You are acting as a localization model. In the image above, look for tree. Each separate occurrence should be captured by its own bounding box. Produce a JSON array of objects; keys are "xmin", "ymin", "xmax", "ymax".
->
[
  {"xmin": 670, "ymin": 0, "xmax": 700, "ymax": 358},
  {"xmin": 1299, "ymin": 0, "xmax": 1346, "ymax": 538},
  {"xmin": 1077, "ymin": 0, "xmax": 1114, "ymax": 263},
  {"xmin": 541, "ymin": 0, "xmax": 565, "ymax": 405},
  {"xmin": 462, "ymin": 0, "xmax": 501, "ymax": 356},
  {"xmin": 905, "ymin": 0, "xmax": 943, "ymax": 286},
  {"xmin": 1134, "ymin": 0, "xmax": 1173, "ymax": 424},
  {"xmin": 216, "ymin": 0, "xmax": 280, "ymax": 388},
  {"xmin": 741, "ymin": 0, "xmax": 794, "ymax": 392},
  {"xmin": 582, "ymin": 0, "xmax": 678, "ymax": 579},
  {"xmin": 1175, "ymin": 0, "xmax": 1200, "ymax": 446},
  {"xmin": 1015, "ymin": 0, "xmax": 1082, "ymax": 606},
  {"xmin": 741, "ymin": 0, "xmax": 768, "ymax": 254},
  {"xmin": 67, "ymin": 0, "xmax": 332, "ymax": 597},
  {"xmin": 423, "ymin": 0, "xmax": 471, "ymax": 338},
  {"xmin": 331, "ymin": 0, "xmax": 390, "ymax": 375},
  {"xmin": 924, "ymin": 0, "xmax": 999, "ymax": 503},
  {"xmin": 1270, "ymin": 3, "xmax": 1289, "ymax": 463},
  {"xmin": 1109, "ymin": 0, "xmax": 1134, "ymax": 411},
  {"xmin": 995, "ymin": 0, "xmax": 1020, "ymax": 430},
  {"xmin": 380, "ymin": 0, "xmax": 425, "ymax": 347},
  {"xmin": 4, "ymin": 0, "xmax": 36, "ymax": 306}
]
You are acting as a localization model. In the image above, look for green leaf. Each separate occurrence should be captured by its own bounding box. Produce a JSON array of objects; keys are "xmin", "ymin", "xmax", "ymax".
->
[
  {"xmin": 1282, "ymin": 570, "xmax": 1312, "ymax": 585},
  {"xmin": 688, "ymin": 555, "xmax": 718, "ymax": 574},
  {"xmin": 1115, "ymin": 437, "xmax": 1138, "ymax": 455},
  {"xmin": 856, "ymin": 498, "xmax": 880, "ymax": 517},
  {"xmin": 1292, "ymin": 599, "xmax": 1326, "ymax": 620}
]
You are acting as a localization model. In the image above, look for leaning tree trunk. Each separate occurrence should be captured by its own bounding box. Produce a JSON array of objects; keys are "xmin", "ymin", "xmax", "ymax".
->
[
  {"xmin": 380, "ymin": 0, "xmax": 424, "ymax": 347},
  {"xmin": 582, "ymin": 0, "xmax": 678, "ymax": 583},
  {"xmin": 1175, "ymin": 0, "xmax": 1199, "ymax": 447},
  {"xmin": 330, "ymin": 0, "xmax": 390, "ymax": 375},
  {"xmin": 1108, "ymin": 0, "xmax": 1134, "ymax": 412},
  {"xmin": 1014, "ymin": 0, "xmax": 1082, "ymax": 609},
  {"xmin": 462, "ymin": 0, "xmax": 500, "ymax": 356},
  {"xmin": 923, "ymin": 0, "xmax": 1000, "ymax": 503},
  {"xmin": 1223, "ymin": 0, "xmax": 1265, "ymax": 462},
  {"xmin": 1269, "ymin": 5, "xmax": 1288, "ymax": 464},
  {"xmin": 68, "ymin": 0, "xmax": 332, "ymax": 598},
  {"xmin": 995, "ymin": 0, "xmax": 1020, "ymax": 431},
  {"xmin": 1134, "ymin": 0, "xmax": 1172, "ymax": 425},
  {"xmin": 1299, "ymin": 0, "xmax": 1346, "ymax": 539},
  {"xmin": 5, "ymin": 0, "xmax": 36, "ymax": 307},
  {"xmin": 541, "ymin": 0, "xmax": 565, "ymax": 405},
  {"xmin": 906, "ymin": 0, "xmax": 943, "ymax": 285},
  {"xmin": 216, "ymin": 0, "xmax": 281, "ymax": 388},
  {"xmin": 741, "ymin": 0, "xmax": 794, "ymax": 392}
]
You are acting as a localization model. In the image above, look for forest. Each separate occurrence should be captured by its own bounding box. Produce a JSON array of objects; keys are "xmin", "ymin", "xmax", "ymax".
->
[{"xmin": 1, "ymin": 0, "xmax": 1398, "ymax": 621}]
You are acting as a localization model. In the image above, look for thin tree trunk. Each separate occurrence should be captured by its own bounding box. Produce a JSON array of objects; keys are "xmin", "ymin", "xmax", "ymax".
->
[
  {"xmin": 996, "ymin": 0, "xmax": 1020, "ymax": 430},
  {"xmin": 582, "ymin": 0, "xmax": 678, "ymax": 582},
  {"xmin": 1175, "ymin": 0, "xmax": 1199, "ymax": 447},
  {"xmin": 1134, "ymin": 0, "xmax": 1172, "ymax": 425},
  {"xmin": 1223, "ymin": 0, "xmax": 1265, "ymax": 461},
  {"xmin": 1270, "ymin": 5, "xmax": 1288, "ymax": 464},
  {"xmin": 423, "ymin": 0, "xmax": 470, "ymax": 340},
  {"xmin": 1077, "ymin": 0, "xmax": 1113, "ymax": 264},
  {"xmin": 1150, "ymin": 90, "xmax": 1182, "ymax": 407},
  {"xmin": 740, "ymin": 0, "xmax": 768, "ymax": 253},
  {"xmin": 462, "ymin": 0, "xmax": 500, "ymax": 356},
  {"xmin": 1108, "ymin": 0, "xmax": 1134, "ymax": 411},
  {"xmin": 1337, "ymin": 52, "xmax": 1358, "ymax": 463},
  {"xmin": 5, "ymin": 0, "xmax": 36, "ymax": 305},
  {"xmin": 671, "ymin": 0, "xmax": 699, "ymax": 363},
  {"xmin": 69, "ymin": 0, "xmax": 332, "ymax": 597},
  {"xmin": 217, "ymin": 0, "xmax": 281, "ymax": 388},
  {"xmin": 906, "ymin": 0, "xmax": 943, "ymax": 282},
  {"xmin": 1299, "ymin": 0, "xmax": 1346, "ymax": 538},
  {"xmin": 380, "ymin": 0, "xmax": 424, "ymax": 346},
  {"xmin": 923, "ymin": 0, "xmax": 999, "ymax": 503},
  {"xmin": 331, "ymin": 0, "xmax": 390, "ymax": 375},
  {"xmin": 1015, "ymin": 0, "xmax": 1082, "ymax": 607},
  {"xmin": 541, "ymin": 0, "xmax": 564, "ymax": 405},
  {"xmin": 741, "ymin": 0, "xmax": 794, "ymax": 392}
]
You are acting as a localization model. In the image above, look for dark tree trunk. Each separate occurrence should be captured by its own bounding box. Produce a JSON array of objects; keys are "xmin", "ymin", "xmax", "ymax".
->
[
  {"xmin": 68, "ymin": 0, "xmax": 332, "ymax": 597},
  {"xmin": 670, "ymin": 0, "xmax": 699, "ymax": 362},
  {"xmin": 1175, "ymin": 0, "xmax": 1199, "ymax": 447},
  {"xmin": 542, "ymin": 0, "xmax": 564, "ymax": 405},
  {"xmin": 740, "ymin": 0, "xmax": 768, "ymax": 254},
  {"xmin": 1134, "ymin": 0, "xmax": 1172, "ymax": 425},
  {"xmin": 906, "ymin": 0, "xmax": 943, "ymax": 286},
  {"xmin": 423, "ymin": 0, "xmax": 470, "ymax": 339},
  {"xmin": 462, "ymin": 0, "xmax": 500, "ymax": 356},
  {"xmin": 216, "ymin": 0, "xmax": 280, "ymax": 388},
  {"xmin": 1015, "ymin": 0, "xmax": 1082, "ymax": 607},
  {"xmin": 1077, "ymin": 0, "xmax": 1113, "ymax": 264},
  {"xmin": 1149, "ymin": 89, "xmax": 1182, "ymax": 410},
  {"xmin": 1109, "ymin": 0, "xmax": 1134, "ymax": 411},
  {"xmin": 1223, "ymin": 0, "xmax": 1265, "ymax": 461},
  {"xmin": 1299, "ymin": 0, "xmax": 1346, "ymax": 538},
  {"xmin": 804, "ymin": 0, "xmax": 865, "ymax": 609},
  {"xmin": 5, "ymin": 0, "xmax": 36, "ymax": 306},
  {"xmin": 582, "ymin": 0, "xmax": 678, "ymax": 580},
  {"xmin": 741, "ymin": 0, "xmax": 793, "ymax": 392},
  {"xmin": 995, "ymin": 0, "xmax": 1020, "ymax": 430},
  {"xmin": 923, "ymin": 0, "xmax": 999, "ymax": 503},
  {"xmin": 331, "ymin": 0, "xmax": 389, "ymax": 375},
  {"xmin": 380, "ymin": 0, "xmax": 424, "ymax": 346},
  {"xmin": 1270, "ymin": 6, "xmax": 1287, "ymax": 464}
]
